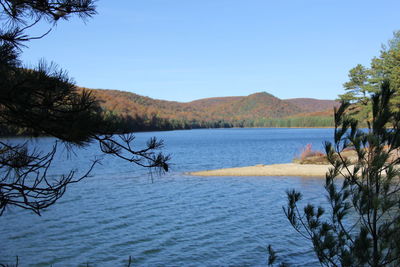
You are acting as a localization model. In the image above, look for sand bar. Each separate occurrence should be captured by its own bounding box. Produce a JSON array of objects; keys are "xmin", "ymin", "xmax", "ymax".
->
[{"xmin": 189, "ymin": 163, "xmax": 338, "ymax": 177}]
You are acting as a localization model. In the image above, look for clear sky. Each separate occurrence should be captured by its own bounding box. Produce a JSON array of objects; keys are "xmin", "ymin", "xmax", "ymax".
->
[{"xmin": 21, "ymin": 0, "xmax": 400, "ymax": 102}]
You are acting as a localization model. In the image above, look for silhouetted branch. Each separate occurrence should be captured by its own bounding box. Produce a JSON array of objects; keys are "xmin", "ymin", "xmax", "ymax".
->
[
  {"xmin": 0, "ymin": 255, "xmax": 19, "ymax": 267},
  {"xmin": 0, "ymin": 140, "xmax": 99, "ymax": 215},
  {"xmin": 0, "ymin": 0, "xmax": 171, "ymax": 217},
  {"xmin": 0, "ymin": 0, "xmax": 96, "ymax": 48},
  {"xmin": 95, "ymin": 134, "xmax": 170, "ymax": 172}
]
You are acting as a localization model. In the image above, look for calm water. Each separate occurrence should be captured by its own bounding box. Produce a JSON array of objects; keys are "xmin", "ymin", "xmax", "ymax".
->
[{"xmin": 1, "ymin": 128, "xmax": 334, "ymax": 266}]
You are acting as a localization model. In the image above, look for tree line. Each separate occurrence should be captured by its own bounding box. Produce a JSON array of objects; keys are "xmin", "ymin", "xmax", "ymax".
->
[
  {"xmin": 105, "ymin": 113, "xmax": 334, "ymax": 131},
  {"xmin": 0, "ymin": 111, "xmax": 334, "ymax": 137}
]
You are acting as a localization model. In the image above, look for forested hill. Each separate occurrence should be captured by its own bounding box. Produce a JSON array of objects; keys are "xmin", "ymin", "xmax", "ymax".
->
[
  {"xmin": 87, "ymin": 88, "xmax": 338, "ymax": 130},
  {"xmin": 284, "ymin": 98, "xmax": 339, "ymax": 113}
]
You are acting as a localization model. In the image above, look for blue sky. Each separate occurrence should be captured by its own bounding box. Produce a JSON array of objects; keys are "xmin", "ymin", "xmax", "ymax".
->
[{"xmin": 21, "ymin": 0, "xmax": 400, "ymax": 102}]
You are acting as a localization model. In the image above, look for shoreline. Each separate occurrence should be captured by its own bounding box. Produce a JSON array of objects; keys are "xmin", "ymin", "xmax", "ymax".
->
[
  {"xmin": 0, "ymin": 127, "xmax": 335, "ymax": 138},
  {"xmin": 188, "ymin": 163, "xmax": 338, "ymax": 177}
]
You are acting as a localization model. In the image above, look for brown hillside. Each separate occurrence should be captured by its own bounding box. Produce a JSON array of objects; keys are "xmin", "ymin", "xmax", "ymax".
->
[
  {"xmin": 284, "ymin": 98, "xmax": 339, "ymax": 113},
  {"xmin": 230, "ymin": 92, "xmax": 303, "ymax": 118},
  {"xmin": 85, "ymin": 87, "xmax": 335, "ymax": 124},
  {"xmin": 290, "ymin": 109, "xmax": 334, "ymax": 118}
]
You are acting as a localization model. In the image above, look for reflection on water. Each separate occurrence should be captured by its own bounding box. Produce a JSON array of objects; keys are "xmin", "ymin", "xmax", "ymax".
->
[{"xmin": 1, "ymin": 128, "xmax": 333, "ymax": 266}]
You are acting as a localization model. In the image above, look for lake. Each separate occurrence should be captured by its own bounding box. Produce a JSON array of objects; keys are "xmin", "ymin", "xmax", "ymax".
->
[{"xmin": 0, "ymin": 128, "xmax": 334, "ymax": 266}]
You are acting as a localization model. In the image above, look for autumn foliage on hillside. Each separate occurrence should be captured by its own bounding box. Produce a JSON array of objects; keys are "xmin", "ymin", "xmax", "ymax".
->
[
  {"xmin": 0, "ymin": 87, "xmax": 338, "ymax": 136},
  {"xmin": 86, "ymin": 88, "xmax": 337, "ymax": 131}
]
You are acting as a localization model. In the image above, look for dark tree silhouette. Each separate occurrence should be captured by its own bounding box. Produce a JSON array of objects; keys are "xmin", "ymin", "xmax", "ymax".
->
[
  {"xmin": 269, "ymin": 81, "xmax": 400, "ymax": 266},
  {"xmin": 0, "ymin": 1, "xmax": 170, "ymax": 215}
]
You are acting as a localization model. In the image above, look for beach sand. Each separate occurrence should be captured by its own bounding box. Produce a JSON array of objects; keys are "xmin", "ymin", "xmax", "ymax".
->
[{"xmin": 189, "ymin": 163, "xmax": 337, "ymax": 177}]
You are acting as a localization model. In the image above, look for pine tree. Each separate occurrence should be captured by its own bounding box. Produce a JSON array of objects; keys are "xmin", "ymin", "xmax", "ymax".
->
[
  {"xmin": 271, "ymin": 81, "xmax": 400, "ymax": 266},
  {"xmin": 0, "ymin": 1, "xmax": 170, "ymax": 215}
]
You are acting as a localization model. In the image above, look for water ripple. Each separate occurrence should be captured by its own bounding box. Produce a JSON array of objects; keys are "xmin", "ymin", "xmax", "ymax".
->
[{"xmin": 0, "ymin": 129, "xmax": 334, "ymax": 266}]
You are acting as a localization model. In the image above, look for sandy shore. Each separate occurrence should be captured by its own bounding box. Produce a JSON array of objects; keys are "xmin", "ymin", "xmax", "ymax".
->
[{"xmin": 189, "ymin": 163, "xmax": 338, "ymax": 177}]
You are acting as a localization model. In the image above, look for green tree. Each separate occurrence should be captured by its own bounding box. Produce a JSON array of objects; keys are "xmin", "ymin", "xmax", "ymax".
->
[
  {"xmin": 341, "ymin": 64, "xmax": 376, "ymax": 103},
  {"xmin": 340, "ymin": 30, "xmax": 400, "ymax": 112},
  {"xmin": 271, "ymin": 81, "xmax": 400, "ymax": 266},
  {"xmin": 0, "ymin": 1, "xmax": 169, "ymax": 215}
]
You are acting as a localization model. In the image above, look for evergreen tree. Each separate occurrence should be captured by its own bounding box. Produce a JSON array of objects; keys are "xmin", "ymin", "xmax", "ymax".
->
[
  {"xmin": 271, "ymin": 81, "xmax": 400, "ymax": 266},
  {"xmin": 0, "ymin": 1, "xmax": 170, "ymax": 215},
  {"xmin": 340, "ymin": 30, "xmax": 400, "ymax": 119}
]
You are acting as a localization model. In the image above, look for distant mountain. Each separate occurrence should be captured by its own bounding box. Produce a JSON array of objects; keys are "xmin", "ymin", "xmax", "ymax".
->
[
  {"xmin": 86, "ymin": 88, "xmax": 337, "ymax": 129},
  {"xmin": 178, "ymin": 92, "xmax": 303, "ymax": 120},
  {"xmin": 284, "ymin": 98, "xmax": 339, "ymax": 113}
]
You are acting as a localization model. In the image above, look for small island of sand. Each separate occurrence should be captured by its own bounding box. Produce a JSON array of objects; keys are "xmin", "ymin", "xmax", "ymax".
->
[
  {"xmin": 189, "ymin": 163, "xmax": 335, "ymax": 177},
  {"xmin": 189, "ymin": 145, "xmax": 359, "ymax": 177}
]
